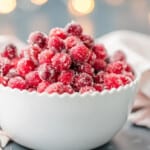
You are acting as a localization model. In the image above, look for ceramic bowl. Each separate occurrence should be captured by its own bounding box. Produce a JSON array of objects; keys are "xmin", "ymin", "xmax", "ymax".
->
[{"xmin": 0, "ymin": 77, "xmax": 139, "ymax": 150}]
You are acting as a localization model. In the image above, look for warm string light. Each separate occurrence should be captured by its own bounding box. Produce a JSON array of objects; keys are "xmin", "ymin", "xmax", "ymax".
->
[
  {"xmin": 0, "ymin": 0, "xmax": 16, "ymax": 14},
  {"xmin": 68, "ymin": 0, "xmax": 95, "ymax": 16},
  {"xmin": 31, "ymin": 0, "xmax": 48, "ymax": 6},
  {"xmin": 105, "ymin": 0, "xmax": 124, "ymax": 6}
]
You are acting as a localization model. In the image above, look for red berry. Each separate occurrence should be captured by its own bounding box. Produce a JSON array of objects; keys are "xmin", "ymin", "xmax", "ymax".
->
[
  {"xmin": 37, "ymin": 81, "xmax": 50, "ymax": 93},
  {"xmin": 93, "ymin": 44, "xmax": 107, "ymax": 59},
  {"xmin": 66, "ymin": 22, "xmax": 83, "ymax": 36},
  {"xmin": 124, "ymin": 72, "xmax": 135, "ymax": 81},
  {"xmin": 2, "ymin": 44, "xmax": 17, "ymax": 59},
  {"xmin": 0, "ymin": 76, "xmax": 8, "ymax": 86},
  {"xmin": 93, "ymin": 59, "xmax": 107, "ymax": 71},
  {"xmin": 74, "ymin": 73, "xmax": 93, "ymax": 91},
  {"xmin": 48, "ymin": 36, "xmax": 65, "ymax": 52},
  {"xmin": 125, "ymin": 64, "xmax": 133, "ymax": 72},
  {"xmin": 51, "ymin": 53, "xmax": 71, "ymax": 71},
  {"xmin": 65, "ymin": 36, "xmax": 81, "ymax": 50},
  {"xmin": 49, "ymin": 28, "xmax": 67, "ymax": 39},
  {"xmin": 93, "ymin": 84, "xmax": 103, "ymax": 92},
  {"xmin": 87, "ymin": 51, "xmax": 96, "ymax": 65},
  {"xmin": 28, "ymin": 31, "xmax": 48, "ymax": 49},
  {"xmin": 58, "ymin": 70, "xmax": 74, "ymax": 85},
  {"xmin": 17, "ymin": 58, "xmax": 35, "ymax": 77},
  {"xmin": 120, "ymin": 74, "xmax": 132, "ymax": 85},
  {"xmin": 25, "ymin": 71, "xmax": 42, "ymax": 88},
  {"xmin": 104, "ymin": 74, "xmax": 123, "ymax": 89},
  {"xmin": 8, "ymin": 76, "xmax": 26, "ymax": 90},
  {"xmin": 11, "ymin": 58, "xmax": 19, "ymax": 68},
  {"xmin": 45, "ymin": 82, "xmax": 74, "ymax": 94},
  {"xmin": 106, "ymin": 61, "xmax": 125, "ymax": 74},
  {"xmin": 111, "ymin": 50, "xmax": 126, "ymax": 62},
  {"xmin": 70, "ymin": 44, "xmax": 90, "ymax": 64},
  {"xmin": 6, "ymin": 68, "xmax": 18, "ymax": 78},
  {"xmin": 38, "ymin": 50, "xmax": 54, "ymax": 64},
  {"xmin": 79, "ymin": 86, "xmax": 96, "ymax": 94},
  {"xmin": 78, "ymin": 63, "xmax": 94, "ymax": 76},
  {"xmin": 38, "ymin": 63, "xmax": 56, "ymax": 81},
  {"xmin": 80, "ymin": 34, "xmax": 94, "ymax": 48},
  {"xmin": 94, "ymin": 71, "xmax": 105, "ymax": 83}
]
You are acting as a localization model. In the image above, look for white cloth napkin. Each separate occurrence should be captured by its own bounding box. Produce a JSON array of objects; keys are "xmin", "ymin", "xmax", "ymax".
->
[{"xmin": 1, "ymin": 31, "xmax": 150, "ymax": 148}]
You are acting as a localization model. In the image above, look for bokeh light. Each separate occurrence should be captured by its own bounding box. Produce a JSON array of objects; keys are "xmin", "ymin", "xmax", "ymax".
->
[
  {"xmin": 105, "ymin": 0, "xmax": 124, "ymax": 6},
  {"xmin": 0, "ymin": 0, "xmax": 16, "ymax": 14},
  {"xmin": 31, "ymin": 0, "xmax": 48, "ymax": 6},
  {"xmin": 68, "ymin": 0, "xmax": 95, "ymax": 16}
]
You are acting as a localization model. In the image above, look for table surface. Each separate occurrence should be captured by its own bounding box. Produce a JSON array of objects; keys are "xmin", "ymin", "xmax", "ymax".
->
[{"xmin": 4, "ymin": 122, "xmax": 150, "ymax": 150}]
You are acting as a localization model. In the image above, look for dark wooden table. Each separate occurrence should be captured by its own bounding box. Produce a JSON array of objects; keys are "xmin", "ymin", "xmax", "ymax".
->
[{"xmin": 4, "ymin": 122, "xmax": 150, "ymax": 150}]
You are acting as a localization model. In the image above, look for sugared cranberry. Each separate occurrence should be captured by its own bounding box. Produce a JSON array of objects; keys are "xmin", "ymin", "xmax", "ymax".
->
[
  {"xmin": 48, "ymin": 36, "xmax": 65, "ymax": 52},
  {"xmin": 8, "ymin": 76, "xmax": 26, "ymax": 90},
  {"xmin": 93, "ymin": 59, "xmax": 107, "ymax": 71},
  {"xmin": 0, "ymin": 76, "xmax": 8, "ymax": 86},
  {"xmin": 80, "ymin": 34, "xmax": 94, "ymax": 48},
  {"xmin": 94, "ymin": 71, "xmax": 105, "ymax": 83},
  {"xmin": 37, "ymin": 81, "xmax": 50, "ymax": 93},
  {"xmin": 106, "ymin": 61, "xmax": 125, "ymax": 74},
  {"xmin": 28, "ymin": 31, "xmax": 48, "ymax": 49},
  {"xmin": 38, "ymin": 63, "xmax": 56, "ymax": 81},
  {"xmin": 2, "ymin": 44, "xmax": 17, "ymax": 59},
  {"xmin": 70, "ymin": 44, "xmax": 90, "ymax": 64},
  {"xmin": 65, "ymin": 36, "xmax": 81, "ymax": 50},
  {"xmin": 111, "ymin": 50, "xmax": 126, "ymax": 62},
  {"xmin": 17, "ymin": 58, "xmax": 35, "ymax": 77},
  {"xmin": 51, "ymin": 53, "xmax": 71, "ymax": 71},
  {"xmin": 80, "ymin": 86, "xmax": 96, "ymax": 94},
  {"xmin": 93, "ymin": 84, "xmax": 103, "ymax": 92},
  {"xmin": 74, "ymin": 73, "xmax": 93, "ymax": 91},
  {"xmin": 6, "ymin": 68, "xmax": 18, "ymax": 78},
  {"xmin": 38, "ymin": 50, "xmax": 54, "ymax": 64},
  {"xmin": 78, "ymin": 63, "xmax": 94, "ymax": 76},
  {"xmin": 66, "ymin": 22, "xmax": 83, "ymax": 36},
  {"xmin": 45, "ymin": 82, "xmax": 74, "ymax": 94},
  {"xmin": 25, "ymin": 71, "xmax": 41, "ymax": 88},
  {"xmin": 93, "ymin": 44, "xmax": 107, "ymax": 60},
  {"xmin": 49, "ymin": 28, "xmax": 67, "ymax": 39},
  {"xmin": 87, "ymin": 51, "xmax": 96, "ymax": 65},
  {"xmin": 104, "ymin": 74, "xmax": 123, "ymax": 90},
  {"xmin": 58, "ymin": 70, "xmax": 74, "ymax": 85}
]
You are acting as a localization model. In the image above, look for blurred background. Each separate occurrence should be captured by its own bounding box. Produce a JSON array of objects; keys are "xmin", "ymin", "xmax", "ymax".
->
[{"xmin": 0, "ymin": 0, "xmax": 150, "ymax": 42}]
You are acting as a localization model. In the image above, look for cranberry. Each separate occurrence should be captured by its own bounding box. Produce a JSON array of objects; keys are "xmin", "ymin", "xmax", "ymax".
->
[
  {"xmin": 8, "ymin": 76, "xmax": 26, "ymax": 90},
  {"xmin": 38, "ymin": 50, "xmax": 54, "ymax": 64},
  {"xmin": 25, "ymin": 71, "xmax": 42, "ymax": 88},
  {"xmin": 2, "ymin": 44, "xmax": 17, "ymax": 59},
  {"xmin": 93, "ymin": 44, "xmax": 107, "ymax": 60},
  {"xmin": 80, "ymin": 34, "xmax": 94, "ymax": 48},
  {"xmin": 70, "ymin": 44, "xmax": 90, "ymax": 64},
  {"xmin": 49, "ymin": 28, "xmax": 67, "ymax": 39},
  {"xmin": 94, "ymin": 71, "xmax": 105, "ymax": 83},
  {"xmin": 66, "ymin": 22, "xmax": 83, "ymax": 36},
  {"xmin": 93, "ymin": 59, "xmax": 107, "ymax": 71},
  {"xmin": 37, "ymin": 81, "xmax": 50, "ymax": 93},
  {"xmin": 17, "ymin": 58, "xmax": 35, "ymax": 77},
  {"xmin": 80, "ymin": 86, "xmax": 96, "ymax": 94},
  {"xmin": 87, "ymin": 51, "xmax": 96, "ymax": 65},
  {"xmin": 58, "ymin": 70, "xmax": 74, "ymax": 85},
  {"xmin": 28, "ymin": 31, "xmax": 48, "ymax": 49},
  {"xmin": 48, "ymin": 36, "xmax": 65, "ymax": 52},
  {"xmin": 51, "ymin": 53, "xmax": 71, "ymax": 71},
  {"xmin": 0, "ymin": 76, "xmax": 8, "ymax": 86},
  {"xmin": 111, "ymin": 50, "xmax": 126, "ymax": 62},
  {"xmin": 93, "ymin": 84, "xmax": 103, "ymax": 92}
]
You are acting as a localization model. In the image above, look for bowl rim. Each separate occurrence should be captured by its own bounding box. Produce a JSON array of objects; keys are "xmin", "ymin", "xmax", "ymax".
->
[{"xmin": 0, "ymin": 73, "xmax": 140, "ymax": 98}]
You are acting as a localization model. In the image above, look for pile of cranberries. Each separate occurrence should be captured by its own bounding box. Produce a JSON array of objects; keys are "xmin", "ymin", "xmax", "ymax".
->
[{"xmin": 0, "ymin": 22, "xmax": 135, "ymax": 94}]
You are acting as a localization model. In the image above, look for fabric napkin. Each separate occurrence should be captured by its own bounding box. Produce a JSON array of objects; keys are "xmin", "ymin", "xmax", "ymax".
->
[{"xmin": 1, "ymin": 31, "xmax": 150, "ymax": 148}]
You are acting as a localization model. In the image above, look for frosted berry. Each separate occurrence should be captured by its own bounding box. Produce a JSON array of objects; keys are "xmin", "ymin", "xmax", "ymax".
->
[
  {"xmin": 8, "ymin": 76, "xmax": 26, "ymax": 90},
  {"xmin": 94, "ymin": 71, "xmax": 105, "ymax": 83},
  {"xmin": 38, "ymin": 50, "xmax": 54, "ymax": 64},
  {"xmin": 25, "ymin": 71, "xmax": 41, "ymax": 88},
  {"xmin": 37, "ymin": 81, "xmax": 50, "ymax": 93},
  {"xmin": 2, "ymin": 44, "xmax": 17, "ymax": 59},
  {"xmin": 17, "ymin": 58, "xmax": 35, "ymax": 77},
  {"xmin": 93, "ymin": 44, "xmax": 107, "ymax": 60},
  {"xmin": 48, "ymin": 36, "xmax": 65, "ymax": 52},
  {"xmin": 80, "ymin": 34, "xmax": 94, "ymax": 48},
  {"xmin": 66, "ymin": 22, "xmax": 83, "ymax": 36},
  {"xmin": 87, "ymin": 51, "xmax": 96, "ymax": 65},
  {"xmin": 51, "ymin": 53, "xmax": 71, "ymax": 71},
  {"xmin": 93, "ymin": 84, "xmax": 103, "ymax": 92},
  {"xmin": 58, "ymin": 70, "xmax": 74, "ymax": 85},
  {"xmin": 49, "ymin": 28, "xmax": 67, "ymax": 39},
  {"xmin": 0, "ymin": 76, "xmax": 8, "ymax": 86},
  {"xmin": 28, "ymin": 31, "xmax": 48, "ymax": 49},
  {"xmin": 93, "ymin": 59, "xmax": 107, "ymax": 71},
  {"xmin": 111, "ymin": 50, "xmax": 126, "ymax": 62},
  {"xmin": 70, "ymin": 44, "xmax": 90, "ymax": 64},
  {"xmin": 80, "ymin": 86, "xmax": 96, "ymax": 94}
]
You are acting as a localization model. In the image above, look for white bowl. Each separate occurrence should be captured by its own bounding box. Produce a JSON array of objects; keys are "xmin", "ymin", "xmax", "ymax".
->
[{"xmin": 0, "ymin": 77, "xmax": 139, "ymax": 150}]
